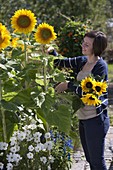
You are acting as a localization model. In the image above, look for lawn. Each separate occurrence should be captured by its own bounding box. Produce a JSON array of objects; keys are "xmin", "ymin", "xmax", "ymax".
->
[
  {"xmin": 108, "ymin": 64, "xmax": 113, "ymax": 82},
  {"xmin": 108, "ymin": 64, "xmax": 113, "ymax": 126}
]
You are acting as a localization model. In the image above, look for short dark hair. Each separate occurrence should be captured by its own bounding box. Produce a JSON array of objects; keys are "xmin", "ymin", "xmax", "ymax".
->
[{"xmin": 84, "ymin": 30, "xmax": 107, "ymax": 56}]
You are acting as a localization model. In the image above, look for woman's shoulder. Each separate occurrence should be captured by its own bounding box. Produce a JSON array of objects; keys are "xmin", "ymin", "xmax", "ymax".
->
[{"xmin": 97, "ymin": 57, "xmax": 108, "ymax": 68}]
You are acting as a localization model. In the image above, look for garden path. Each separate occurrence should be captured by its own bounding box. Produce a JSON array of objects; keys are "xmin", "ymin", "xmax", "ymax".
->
[{"xmin": 71, "ymin": 126, "xmax": 113, "ymax": 170}]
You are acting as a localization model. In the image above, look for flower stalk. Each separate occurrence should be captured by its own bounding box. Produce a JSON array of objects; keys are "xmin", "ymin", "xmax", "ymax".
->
[
  {"xmin": 42, "ymin": 45, "xmax": 48, "ymax": 92},
  {"xmin": 0, "ymin": 79, "xmax": 7, "ymax": 142},
  {"xmin": 43, "ymin": 58, "xmax": 47, "ymax": 92},
  {"xmin": 24, "ymin": 35, "xmax": 29, "ymax": 88}
]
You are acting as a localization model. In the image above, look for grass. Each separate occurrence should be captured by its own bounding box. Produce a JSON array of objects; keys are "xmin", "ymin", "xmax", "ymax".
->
[
  {"xmin": 108, "ymin": 64, "xmax": 113, "ymax": 126},
  {"xmin": 108, "ymin": 64, "xmax": 113, "ymax": 82}
]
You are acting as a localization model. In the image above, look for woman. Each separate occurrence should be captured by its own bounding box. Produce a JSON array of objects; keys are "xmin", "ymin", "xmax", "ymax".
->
[{"xmin": 49, "ymin": 31, "xmax": 110, "ymax": 170}]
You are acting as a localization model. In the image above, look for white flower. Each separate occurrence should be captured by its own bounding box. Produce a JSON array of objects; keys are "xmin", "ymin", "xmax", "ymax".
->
[
  {"xmin": 0, "ymin": 152, "xmax": 3, "ymax": 156},
  {"xmin": 27, "ymin": 152, "xmax": 33, "ymax": 159},
  {"xmin": 10, "ymin": 136, "xmax": 17, "ymax": 146},
  {"xmin": 6, "ymin": 152, "xmax": 15, "ymax": 162},
  {"xmin": 26, "ymin": 134, "xmax": 33, "ymax": 141},
  {"xmin": 49, "ymin": 155, "xmax": 55, "ymax": 163},
  {"xmin": 35, "ymin": 144, "xmax": 42, "ymax": 152},
  {"xmin": 17, "ymin": 131, "xmax": 26, "ymax": 141},
  {"xmin": 33, "ymin": 132, "xmax": 42, "ymax": 138},
  {"xmin": 40, "ymin": 156, "xmax": 47, "ymax": 164},
  {"xmin": 48, "ymin": 165, "xmax": 51, "ymax": 170},
  {"xmin": 6, "ymin": 163, "xmax": 13, "ymax": 170},
  {"xmin": 0, "ymin": 162, "xmax": 4, "ymax": 169},
  {"xmin": 12, "ymin": 131, "xmax": 18, "ymax": 137},
  {"xmin": 6, "ymin": 153, "xmax": 22, "ymax": 163},
  {"xmin": 34, "ymin": 136, "xmax": 41, "ymax": 143},
  {"xmin": 28, "ymin": 145, "xmax": 34, "ymax": 152},
  {"xmin": 10, "ymin": 145, "xmax": 20, "ymax": 153},
  {"xmin": 28, "ymin": 124, "xmax": 37, "ymax": 130},
  {"xmin": 44, "ymin": 141, "xmax": 53, "ymax": 150},
  {"xmin": 0, "ymin": 142, "xmax": 8, "ymax": 150},
  {"xmin": 13, "ymin": 153, "xmax": 22, "ymax": 163},
  {"xmin": 24, "ymin": 129, "xmax": 31, "ymax": 136},
  {"xmin": 22, "ymin": 125, "xmax": 29, "ymax": 130},
  {"xmin": 45, "ymin": 132, "xmax": 51, "ymax": 139}
]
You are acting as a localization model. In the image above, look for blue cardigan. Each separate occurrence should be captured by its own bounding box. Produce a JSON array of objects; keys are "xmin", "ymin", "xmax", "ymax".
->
[{"xmin": 54, "ymin": 56, "xmax": 108, "ymax": 117}]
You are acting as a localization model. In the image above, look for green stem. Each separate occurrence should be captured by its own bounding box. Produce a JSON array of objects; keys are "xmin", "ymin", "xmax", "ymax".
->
[
  {"xmin": 24, "ymin": 38, "xmax": 28, "ymax": 66},
  {"xmin": 0, "ymin": 80, "xmax": 7, "ymax": 142},
  {"xmin": 24, "ymin": 35, "xmax": 28, "ymax": 88},
  {"xmin": 42, "ymin": 45, "xmax": 48, "ymax": 92},
  {"xmin": 43, "ymin": 58, "xmax": 47, "ymax": 92}
]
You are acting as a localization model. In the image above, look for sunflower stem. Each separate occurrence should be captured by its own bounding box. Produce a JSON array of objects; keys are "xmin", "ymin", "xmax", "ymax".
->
[
  {"xmin": 0, "ymin": 79, "xmax": 7, "ymax": 142},
  {"xmin": 24, "ymin": 35, "xmax": 28, "ymax": 88},
  {"xmin": 43, "ymin": 58, "xmax": 47, "ymax": 92},
  {"xmin": 42, "ymin": 45, "xmax": 48, "ymax": 92}
]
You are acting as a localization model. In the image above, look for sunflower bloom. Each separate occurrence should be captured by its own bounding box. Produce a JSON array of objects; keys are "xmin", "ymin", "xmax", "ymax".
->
[
  {"xmin": 11, "ymin": 9, "xmax": 37, "ymax": 34},
  {"xmin": 11, "ymin": 37, "xmax": 19, "ymax": 48},
  {"xmin": 81, "ymin": 93, "xmax": 101, "ymax": 106},
  {"xmin": 0, "ymin": 23, "xmax": 11, "ymax": 49},
  {"xmin": 93, "ymin": 81, "xmax": 107, "ymax": 96},
  {"xmin": 34, "ymin": 23, "xmax": 57, "ymax": 44},
  {"xmin": 81, "ymin": 77, "xmax": 96, "ymax": 93}
]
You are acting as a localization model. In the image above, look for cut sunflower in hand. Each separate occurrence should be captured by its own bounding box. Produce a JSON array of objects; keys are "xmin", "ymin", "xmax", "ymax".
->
[
  {"xmin": 93, "ymin": 81, "xmax": 107, "ymax": 96},
  {"xmin": 81, "ymin": 76, "xmax": 95, "ymax": 93},
  {"xmin": 81, "ymin": 93, "xmax": 101, "ymax": 106}
]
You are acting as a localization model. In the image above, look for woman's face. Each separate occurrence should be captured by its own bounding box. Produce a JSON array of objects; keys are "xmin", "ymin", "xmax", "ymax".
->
[{"xmin": 82, "ymin": 36, "xmax": 94, "ymax": 56}]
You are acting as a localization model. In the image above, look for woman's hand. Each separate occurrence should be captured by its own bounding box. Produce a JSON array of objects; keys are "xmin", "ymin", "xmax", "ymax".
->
[{"xmin": 55, "ymin": 82, "xmax": 68, "ymax": 93}]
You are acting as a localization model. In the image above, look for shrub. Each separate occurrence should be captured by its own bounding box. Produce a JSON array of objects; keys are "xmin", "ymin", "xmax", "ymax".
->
[{"xmin": 57, "ymin": 20, "xmax": 92, "ymax": 57}]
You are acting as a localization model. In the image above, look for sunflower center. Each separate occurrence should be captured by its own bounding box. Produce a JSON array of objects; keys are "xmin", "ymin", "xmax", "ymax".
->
[
  {"xmin": 95, "ymin": 86, "xmax": 101, "ymax": 92},
  {"xmin": 86, "ymin": 82, "xmax": 92, "ymax": 88},
  {"xmin": 89, "ymin": 96, "xmax": 95, "ymax": 100},
  {"xmin": 41, "ymin": 29, "xmax": 51, "ymax": 39},
  {"xmin": 17, "ymin": 15, "xmax": 31, "ymax": 28}
]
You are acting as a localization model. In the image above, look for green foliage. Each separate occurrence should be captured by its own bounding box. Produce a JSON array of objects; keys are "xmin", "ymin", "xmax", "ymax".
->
[
  {"xmin": 57, "ymin": 20, "xmax": 92, "ymax": 57},
  {"xmin": 0, "ymin": 0, "xmax": 109, "ymax": 33}
]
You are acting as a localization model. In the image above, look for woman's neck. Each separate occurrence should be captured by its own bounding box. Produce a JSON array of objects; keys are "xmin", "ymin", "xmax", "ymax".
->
[{"xmin": 87, "ymin": 55, "xmax": 100, "ymax": 64}]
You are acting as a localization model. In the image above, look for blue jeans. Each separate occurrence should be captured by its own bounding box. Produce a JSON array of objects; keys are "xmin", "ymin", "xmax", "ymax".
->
[{"xmin": 79, "ymin": 114, "xmax": 110, "ymax": 170}]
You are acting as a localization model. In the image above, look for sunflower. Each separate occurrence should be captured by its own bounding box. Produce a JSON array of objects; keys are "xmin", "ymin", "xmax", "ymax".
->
[
  {"xmin": 11, "ymin": 37, "xmax": 19, "ymax": 48},
  {"xmin": 81, "ymin": 93, "xmax": 101, "ymax": 106},
  {"xmin": 34, "ymin": 23, "xmax": 57, "ymax": 44},
  {"xmin": 81, "ymin": 77, "xmax": 96, "ymax": 93},
  {"xmin": 11, "ymin": 9, "xmax": 37, "ymax": 34},
  {"xmin": 93, "ymin": 81, "xmax": 107, "ymax": 96},
  {"xmin": 0, "ymin": 23, "xmax": 11, "ymax": 49}
]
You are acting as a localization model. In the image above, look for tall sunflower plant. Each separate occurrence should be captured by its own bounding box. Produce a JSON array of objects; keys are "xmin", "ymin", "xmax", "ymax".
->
[
  {"xmin": 0, "ymin": 9, "xmax": 74, "ymax": 170},
  {"xmin": 72, "ymin": 75, "xmax": 108, "ymax": 114}
]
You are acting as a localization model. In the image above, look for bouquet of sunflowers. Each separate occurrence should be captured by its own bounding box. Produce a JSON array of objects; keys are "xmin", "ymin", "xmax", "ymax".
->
[
  {"xmin": 72, "ymin": 75, "xmax": 108, "ymax": 113},
  {"xmin": 80, "ymin": 75, "xmax": 107, "ymax": 106}
]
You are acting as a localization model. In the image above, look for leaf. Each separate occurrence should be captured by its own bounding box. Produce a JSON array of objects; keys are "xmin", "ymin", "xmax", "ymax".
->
[
  {"xmin": 45, "ymin": 104, "xmax": 71, "ymax": 134},
  {"xmin": 10, "ymin": 88, "xmax": 35, "ymax": 108},
  {"xmin": 1, "ymin": 99, "xmax": 17, "ymax": 111},
  {"xmin": 0, "ymin": 110, "xmax": 19, "ymax": 141},
  {"xmin": 72, "ymin": 94, "xmax": 84, "ymax": 113},
  {"xmin": 0, "ymin": 63, "xmax": 7, "ymax": 70},
  {"xmin": 35, "ymin": 79, "xmax": 44, "ymax": 86}
]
